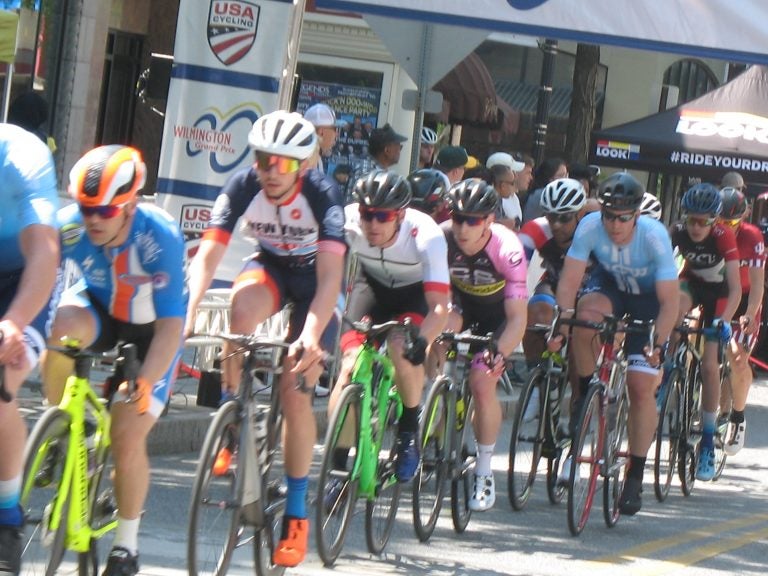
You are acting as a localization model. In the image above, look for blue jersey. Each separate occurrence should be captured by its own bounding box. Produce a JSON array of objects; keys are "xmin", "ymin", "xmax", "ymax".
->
[
  {"xmin": 568, "ymin": 212, "xmax": 677, "ymax": 294},
  {"xmin": 58, "ymin": 203, "xmax": 186, "ymax": 323},
  {"xmin": 0, "ymin": 124, "xmax": 59, "ymax": 272}
]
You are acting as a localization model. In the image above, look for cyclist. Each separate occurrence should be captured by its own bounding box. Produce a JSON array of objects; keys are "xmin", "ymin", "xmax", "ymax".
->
[
  {"xmin": 0, "ymin": 124, "xmax": 60, "ymax": 576},
  {"xmin": 333, "ymin": 169, "xmax": 449, "ymax": 483},
  {"xmin": 406, "ymin": 168, "xmax": 451, "ymax": 222},
  {"xmin": 519, "ymin": 178, "xmax": 588, "ymax": 378},
  {"xmin": 640, "ymin": 192, "xmax": 662, "ymax": 221},
  {"xmin": 41, "ymin": 145, "xmax": 185, "ymax": 576},
  {"xmin": 184, "ymin": 110, "xmax": 345, "ymax": 568},
  {"xmin": 718, "ymin": 187, "xmax": 765, "ymax": 455},
  {"xmin": 670, "ymin": 183, "xmax": 741, "ymax": 481},
  {"xmin": 552, "ymin": 172, "xmax": 679, "ymax": 516},
  {"xmin": 441, "ymin": 179, "xmax": 528, "ymax": 511},
  {"xmin": 418, "ymin": 126, "xmax": 438, "ymax": 169}
]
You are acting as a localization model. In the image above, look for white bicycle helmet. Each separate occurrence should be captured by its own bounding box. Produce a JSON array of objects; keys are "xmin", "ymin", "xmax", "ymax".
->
[
  {"xmin": 640, "ymin": 192, "xmax": 663, "ymax": 221},
  {"xmin": 540, "ymin": 178, "xmax": 587, "ymax": 214},
  {"xmin": 420, "ymin": 126, "xmax": 438, "ymax": 145},
  {"xmin": 248, "ymin": 110, "xmax": 317, "ymax": 160}
]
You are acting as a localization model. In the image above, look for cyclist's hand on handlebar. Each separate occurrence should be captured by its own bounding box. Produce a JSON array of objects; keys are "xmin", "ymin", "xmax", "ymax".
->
[
  {"xmin": 481, "ymin": 348, "xmax": 506, "ymax": 378},
  {"xmin": 546, "ymin": 333, "xmax": 565, "ymax": 353},
  {"xmin": 0, "ymin": 319, "xmax": 25, "ymax": 369},
  {"xmin": 644, "ymin": 344, "xmax": 664, "ymax": 368},
  {"xmin": 403, "ymin": 335, "xmax": 428, "ymax": 366},
  {"xmin": 289, "ymin": 337, "xmax": 322, "ymax": 374},
  {"xmin": 119, "ymin": 376, "xmax": 152, "ymax": 415},
  {"xmin": 739, "ymin": 314, "xmax": 756, "ymax": 335},
  {"xmin": 711, "ymin": 318, "xmax": 733, "ymax": 343}
]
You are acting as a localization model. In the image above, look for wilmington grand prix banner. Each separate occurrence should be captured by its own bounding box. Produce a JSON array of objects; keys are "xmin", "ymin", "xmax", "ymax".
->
[{"xmin": 157, "ymin": 0, "xmax": 295, "ymax": 282}]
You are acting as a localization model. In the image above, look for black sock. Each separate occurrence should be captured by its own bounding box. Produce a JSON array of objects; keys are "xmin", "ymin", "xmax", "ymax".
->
[
  {"xmin": 629, "ymin": 455, "xmax": 646, "ymax": 481},
  {"xmin": 399, "ymin": 405, "xmax": 420, "ymax": 434},
  {"xmin": 730, "ymin": 410, "xmax": 745, "ymax": 424},
  {"xmin": 578, "ymin": 376, "xmax": 592, "ymax": 398}
]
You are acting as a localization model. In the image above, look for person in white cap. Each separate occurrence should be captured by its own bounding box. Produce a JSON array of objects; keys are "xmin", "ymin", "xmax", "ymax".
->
[
  {"xmin": 303, "ymin": 103, "xmax": 338, "ymax": 174},
  {"xmin": 487, "ymin": 152, "xmax": 525, "ymax": 230}
]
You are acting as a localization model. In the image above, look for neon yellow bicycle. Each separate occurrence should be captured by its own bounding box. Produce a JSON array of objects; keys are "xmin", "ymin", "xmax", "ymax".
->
[{"xmin": 20, "ymin": 341, "xmax": 138, "ymax": 576}]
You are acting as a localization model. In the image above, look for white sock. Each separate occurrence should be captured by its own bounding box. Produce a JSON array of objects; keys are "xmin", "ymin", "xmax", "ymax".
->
[
  {"xmin": 113, "ymin": 516, "xmax": 140, "ymax": 555},
  {"xmin": 474, "ymin": 443, "xmax": 495, "ymax": 477}
]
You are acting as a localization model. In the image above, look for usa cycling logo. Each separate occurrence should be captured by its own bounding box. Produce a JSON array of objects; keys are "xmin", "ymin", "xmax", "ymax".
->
[
  {"xmin": 174, "ymin": 104, "xmax": 260, "ymax": 173},
  {"xmin": 207, "ymin": 1, "xmax": 260, "ymax": 66},
  {"xmin": 506, "ymin": 0, "xmax": 549, "ymax": 9}
]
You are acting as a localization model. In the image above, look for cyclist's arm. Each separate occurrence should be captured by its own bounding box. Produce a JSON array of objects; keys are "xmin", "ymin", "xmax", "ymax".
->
[
  {"xmin": 138, "ymin": 316, "xmax": 183, "ymax": 385},
  {"xmin": 721, "ymin": 259, "xmax": 742, "ymax": 323},
  {"xmin": 185, "ymin": 238, "xmax": 227, "ymax": 336},
  {"xmin": 420, "ymin": 289, "xmax": 450, "ymax": 346},
  {"xmin": 744, "ymin": 265, "xmax": 765, "ymax": 332},
  {"xmin": 497, "ymin": 298, "xmax": 527, "ymax": 357},
  {"xmin": 654, "ymin": 278, "xmax": 679, "ymax": 346},
  {"xmin": 555, "ymin": 256, "xmax": 587, "ymax": 313}
]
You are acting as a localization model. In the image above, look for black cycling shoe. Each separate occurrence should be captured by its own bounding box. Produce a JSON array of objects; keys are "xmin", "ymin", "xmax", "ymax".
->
[
  {"xmin": 618, "ymin": 476, "xmax": 643, "ymax": 516},
  {"xmin": 0, "ymin": 523, "xmax": 23, "ymax": 576},
  {"xmin": 101, "ymin": 547, "xmax": 139, "ymax": 576}
]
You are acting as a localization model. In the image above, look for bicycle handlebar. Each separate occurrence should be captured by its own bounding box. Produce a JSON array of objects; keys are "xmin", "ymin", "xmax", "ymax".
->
[{"xmin": 191, "ymin": 332, "xmax": 293, "ymax": 351}]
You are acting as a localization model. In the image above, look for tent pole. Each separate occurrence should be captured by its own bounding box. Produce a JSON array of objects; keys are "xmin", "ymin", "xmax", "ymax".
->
[{"xmin": 533, "ymin": 39, "xmax": 557, "ymax": 166}]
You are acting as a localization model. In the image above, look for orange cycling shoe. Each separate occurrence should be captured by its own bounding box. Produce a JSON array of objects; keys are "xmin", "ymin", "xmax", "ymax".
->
[
  {"xmin": 212, "ymin": 447, "xmax": 232, "ymax": 476},
  {"xmin": 272, "ymin": 516, "xmax": 309, "ymax": 567}
]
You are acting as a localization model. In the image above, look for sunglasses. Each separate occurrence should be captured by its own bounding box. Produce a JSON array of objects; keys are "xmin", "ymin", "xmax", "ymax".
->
[
  {"xmin": 79, "ymin": 204, "xmax": 125, "ymax": 219},
  {"xmin": 451, "ymin": 213, "xmax": 487, "ymax": 226},
  {"xmin": 545, "ymin": 212, "xmax": 576, "ymax": 224},
  {"xmin": 255, "ymin": 153, "xmax": 300, "ymax": 175},
  {"xmin": 722, "ymin": 218, "xmax": 742, "ymax": 228},
  {"xmin": 686, "ymin": 214, "xmax": 716, "ymax": 227},
  {"xmin": 360, "ymin": 207, "xmax": 398, "ymax": 223},
  {"xmin": 601, "ymin": 210, "xmax": 636, "ymax": 223}
]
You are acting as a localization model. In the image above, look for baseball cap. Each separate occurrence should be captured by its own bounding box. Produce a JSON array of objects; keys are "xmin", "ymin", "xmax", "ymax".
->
[
  {"xmin": 465, "ymin": 155, "xmax": 480, "ymax": 170},
  {"xmin": 486, "ymin": 152, "xmax": 524, "ymax": 172},
  {"xmin": 369, "ymin": 123, "xmax": 408, "ymax": 146},
  {"xmin": 435, "ymin": 146, "xmax": 469, "ymax": 170},
  {"xmin": 303, "ymin": 103, "xmax": 337, "ymax": 128}
]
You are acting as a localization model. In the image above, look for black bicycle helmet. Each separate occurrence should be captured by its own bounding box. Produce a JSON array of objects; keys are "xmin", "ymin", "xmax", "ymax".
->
[
  {"xmin": 598, "ymin": 172, "xmax": 644, "ymax": 210},
  {"xmin": 406, "ymin": 169, "xmax": 450, "ymax": 213},
  {"xmin": 682, "ymin": 183, "xmax": 722, "ymax": 215},
  {"xmin": 719, "ymin": 186, "xmax": 748, "ymax": 219},
  {"xmin": 353, "ymin": 169, "xmax": 412, "ymax": 210},
  {"xmin": 446, "ymin": 178, "xmax": 499, "ymax": 215}
]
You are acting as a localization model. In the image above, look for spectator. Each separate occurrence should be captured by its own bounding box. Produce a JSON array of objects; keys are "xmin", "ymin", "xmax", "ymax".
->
[
  {"xmin": 434, "ymin": 145, "xmax": 469, "ymax": 185},
  {"xmin": 8, "ymin": 90, "xmax": 56, "ymax": 153},
  {"xmin": 512, "ymin": 152, "xmax": 535, "ymax": 207},
  {"xmin": 522, "ymin": 157, "xmax": 568, "ymax": 223},
  {"xmin": 419, "ymin": 126, "xmax": 438, "ymax": 169},
  {"xmin": 347, "ymin": 123, "xmax": 407, "ymax": 201},
  {"xmin": 486, "ymin": 152, "xmax": 525, "ymax": 230},
  {"xmin": 304, "ymin": 103, "xmax": 339, "ymax": 174}
]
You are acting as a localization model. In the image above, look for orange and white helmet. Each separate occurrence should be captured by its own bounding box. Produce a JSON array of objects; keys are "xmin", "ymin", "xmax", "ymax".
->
[{"xmin": 69, "ymin": 145, "xmax": 147, "ymax": 207}]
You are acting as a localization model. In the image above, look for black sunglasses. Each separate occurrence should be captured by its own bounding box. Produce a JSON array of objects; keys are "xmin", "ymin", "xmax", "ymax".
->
[
  {"xmin": 545, "ymin": 212, "xmax": 576, "ymax": 224},
  {"xmin": 602, "ymin": 210, "xmax": 636, "ymax": 223},
  {"xmin": 451, "ymin": 213, "xmax": 487, "ymax": 226}
]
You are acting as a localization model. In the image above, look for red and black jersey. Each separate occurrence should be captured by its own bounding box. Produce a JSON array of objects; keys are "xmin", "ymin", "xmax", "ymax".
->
[
  {"xmin": 671, "ymin": 221, "xmax": 739, "ymax": 285},
  {"xmin": 735, "ymin": 221, "xmax": 767, "ymax": 293}
]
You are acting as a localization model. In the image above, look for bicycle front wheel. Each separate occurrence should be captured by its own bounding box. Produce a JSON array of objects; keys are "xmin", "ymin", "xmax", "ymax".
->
[
  {"xmin": 654, "ymin": 369, "xmax": 682, "ymax": 502},
  {"xmin": 412, "ymin": 377, "xmax": 450, "ymax": 542},
  {"xmin": 20, "ymin": 407, "xmax": 72, "ymax": 576},
  {"xmin": 713, "ymin": 364, "xmax": 733, "ymax": 481},
  {"xmin": 187, "ymin": 401, "xmax": 243, "ymax": 576},
  {"xmin": 451, "ymin": 397, "xmax": 475, "ymax": 533},
  {"xmin": 567, "ymin": 386, "xmax": 601, "ymax": 537},
  {"xmin": 679, "ymin": 365, "xmax": 702, "ymax": 497},
  {"xmin": 603, "ymin": 391, "xmax": 629, "ymax": 528},
  {"xmin": 508, "ymin": 369, "xmax": 544, "ymax": 511},
  {"xmin": 315, "ymin": 384, "xmax": 361, "ymax": 566},
  {"xmin": 364, "ymin": 396, "xmax": 402, "ymax": 555},
  {"xmin": 80, "ymin": 445, "xmax": 118, "ymax": 576}
]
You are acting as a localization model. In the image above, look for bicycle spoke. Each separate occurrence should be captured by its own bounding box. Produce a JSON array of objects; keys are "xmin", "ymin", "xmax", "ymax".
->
[
  {"xmin": 567, "ymin": 386, "xmax": 601, "ymax": 536},
  {"xmin": 654, "ymin": 369, "xmax": 682, "ymax": 502},
  {"xmin": 508, "ymin": 370, "xmax": 544, "ymax": 511}
]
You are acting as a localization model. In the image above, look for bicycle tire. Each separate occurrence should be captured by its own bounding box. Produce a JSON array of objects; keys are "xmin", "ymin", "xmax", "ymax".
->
[
  {"xmin": 315, "ymin": 384, "xmax": 361, "ymax": 566},
  {"xmin": 412, "ymin": 377, "xmax": 450, "ymax": 542},
  {"xmin": 253, "ymin": 406, "xmax": 286, "ymax": 576},
  {"xmin": 603, "ymin": 389, "xmax": 629, "ymax": 528},
  {"xmin": 567, "ymin": 385, "xmax": 601, "ymax": 537},
  {"xmin": 20, "ymin": 407, "xmax": 72, "ymax": 576},
  {"xmin": 713, "ymin": 362, "xmax": 732, "ymax": 481},
  {"xmin": 365, "ymin": 395, "xmax": 402, "ymax": 555},
  {"xmin": 545, "ymin": 372, "xmax": 569, "ymax": 506},
  {"xmin": 187, "ymin": 401, "xmax": 243, "ymax": 576},
  {"xmin": 679, "ymin": 365, "xmax": 702, "ymax": 497},
  {"xmin": 79, "ymin": 445, "xmax": 118, "ymax": 576},
  {"xmin": 451, "ymin": 397, "xmax": 475, "ymax": 533},
  {"xmin": 654, "ymin": 369, "xmax": 682, "ymax": 502},
  {"xmin": 508, "ymin": 368, "xmax": 544, "ymax": 511}
]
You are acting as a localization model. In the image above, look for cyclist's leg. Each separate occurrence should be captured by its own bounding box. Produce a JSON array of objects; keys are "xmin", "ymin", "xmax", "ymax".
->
[
  {"xmin": 725, "ymin": 298, "xmax": 758, "ymax": 454},
  {"xmin": 522, "ymin": 282, "xmax": 556, "ymax": 371}
]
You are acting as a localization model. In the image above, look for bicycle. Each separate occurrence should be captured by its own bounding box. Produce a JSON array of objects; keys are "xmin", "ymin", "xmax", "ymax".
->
[
  {"xmin": 315, "ymin": 318, "xmax": 416, "ymax": 566},
  {"xmin": 654, "ymin": 317, "xmax": 733, "ymax": 501},
  {"xmin": 187, "ymin": 333, "xmax": 290, "ymax": 576},
  {"xmin": 20, "ymin": 341, "xmax": 137, "ymax": 576},
  {"xmin": 508, "ymin": 313, "xmax": 571, "ymax": 511},
  {"xmin": 562, "ymin": 313, "xmax": 654, "ymax": 536},
  {"xmin": 412, "ymin": 331, "xmax": 490, "ymax": 541}
]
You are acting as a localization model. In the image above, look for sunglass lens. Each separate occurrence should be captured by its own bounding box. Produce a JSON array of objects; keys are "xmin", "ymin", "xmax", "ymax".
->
[
  {"xmin": 80, "ymin": 205, "xmax": 121, "ymax": 218},
  {"xmin": 256, "ymin": 154, "xmax": 299, "ymax": 174}
]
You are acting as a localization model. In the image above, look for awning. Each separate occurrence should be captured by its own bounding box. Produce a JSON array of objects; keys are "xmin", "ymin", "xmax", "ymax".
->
[{"xmin": 432, "ymin": 52, "xmax": 519, "ymax": 134}]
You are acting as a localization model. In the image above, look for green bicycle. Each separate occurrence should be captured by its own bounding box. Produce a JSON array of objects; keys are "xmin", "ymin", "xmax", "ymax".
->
[
  {"xmin": 20, "ymin": 341, "xmax": 137, "ymax": 576},
  {"xmin": 315, "ymin": 318, "xmax": 415, "ymax": 566}
]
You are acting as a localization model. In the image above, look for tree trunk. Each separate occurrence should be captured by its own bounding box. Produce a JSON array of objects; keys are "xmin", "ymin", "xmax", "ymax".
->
[{"xmin": 565, "ymin": 44, "xmax": 600, "ymax": 164}]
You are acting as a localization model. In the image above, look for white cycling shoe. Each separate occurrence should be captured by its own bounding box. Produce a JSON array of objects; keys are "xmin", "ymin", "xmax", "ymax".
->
[
  {"xmin": 468, "ymin": 474, "xmax": 495, "ymax": 512},
  {"xmin": 724, "ymin": 421, "xmax": 746, "ymax": 456}
]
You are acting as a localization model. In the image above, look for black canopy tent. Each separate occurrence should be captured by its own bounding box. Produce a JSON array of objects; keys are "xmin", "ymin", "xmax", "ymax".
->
[{"xmin": 589, "ymin": 65, "xmax": 768, "ymax": 185}]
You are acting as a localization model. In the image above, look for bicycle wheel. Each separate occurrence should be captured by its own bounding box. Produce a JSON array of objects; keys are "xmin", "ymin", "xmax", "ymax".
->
[
  {"xmin": 654, "ymin": 369, "xmax": 682, "ymax": 502},
  {"xmin": 713, "ymin": 364, "xmax": 732, "ymax": 481},
  {"xmin": 451, "ymin": 397, "xmax": 475, "ymax": 533},
  {"xmin": 187, "ymin": 401, "xmax": 244, "ymax": 576},
  {"xmin": 508, "ymin": 369, "xmax": 544, "ymax": 511},
  {"xmin": 364, "ymin": 395, "xmax": 402, "ymax": 555},
  {"xmin": 20, "ymin": 407, "xmax": 72, "ymax": 576},
  {"xmin": 315, "ymin": 384, "xmax": 360, "ymax": 566},
  {"xmin": 567, "ymin": 385, "xmax": 601, "ymax": 537},
  {"xmin": 603, "ymin": 390, "xmax": 629, "ymax": 528},
  {"xmin": 412, "ymin": 377, "xmax": 450, "ymax": 542},
  {"xmin": 679, "ymin": 366, "xmax": 702, "ymax": 497},
  {"xmin": 545, "ymin": 373, "xmax": 569, "ymax": 506},
  {"xmin": 79, "ymin": 444, "xmax": 118, "ymax": 576},
  {"xmin": 253, "ymin": 407, "xmax": 286, "ymax": 576}
]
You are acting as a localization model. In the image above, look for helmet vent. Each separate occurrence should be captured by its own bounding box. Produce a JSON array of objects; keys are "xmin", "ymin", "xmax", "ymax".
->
[{"xmin": 83, "ymin": 160, "xmax": 106, "ymax": 197}]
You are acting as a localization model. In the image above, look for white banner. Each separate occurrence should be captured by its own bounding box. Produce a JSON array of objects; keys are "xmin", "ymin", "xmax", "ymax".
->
[
  {"xmin": 317, "ymin": 0, "xmax": 768, "ymax": 64},
  {"xmin": 157, "ymin": 0, "xmax": 295, "ymax": 282}
]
